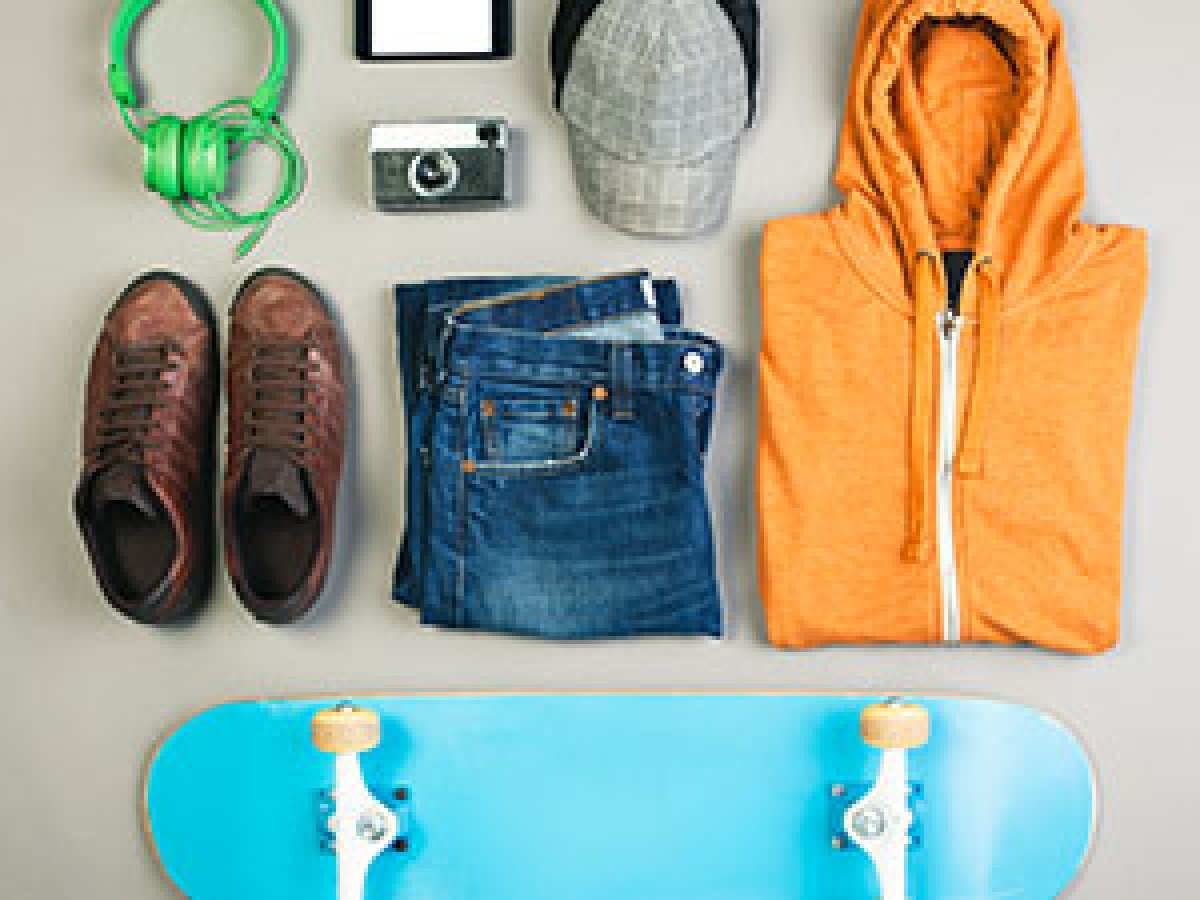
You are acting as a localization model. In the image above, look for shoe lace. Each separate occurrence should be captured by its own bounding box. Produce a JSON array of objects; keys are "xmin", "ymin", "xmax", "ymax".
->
[
  {"xmin": 94, "ymin": 340, "xmax": 180, "ymax": 467},
  {"xmin": 243, "ymin": 336, "xmax": 319, "ymax": 459}
]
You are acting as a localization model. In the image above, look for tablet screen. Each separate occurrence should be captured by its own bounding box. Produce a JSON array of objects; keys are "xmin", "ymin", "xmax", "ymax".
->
[{"xmin": 358, "ymin": 0, "xmax": 512, "ymax": 60}]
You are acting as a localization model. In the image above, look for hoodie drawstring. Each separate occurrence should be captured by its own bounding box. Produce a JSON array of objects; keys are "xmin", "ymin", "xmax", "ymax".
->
[
  {"xmin": 957, "ymin": 256, "xmax": 997, "ymax": 477},
  {"xmin": 904, "ymin": 251, "xmax": 939, "ymax": 563},
  {"xmin": 905, "ymin": 253, "xmax": 998, "ymax": 563}
]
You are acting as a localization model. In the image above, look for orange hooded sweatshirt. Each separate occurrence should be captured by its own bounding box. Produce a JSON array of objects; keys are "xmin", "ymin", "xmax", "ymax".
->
[{"xmin": 758, "ymin": 0, "xmax": 1148, "ymax": 653}]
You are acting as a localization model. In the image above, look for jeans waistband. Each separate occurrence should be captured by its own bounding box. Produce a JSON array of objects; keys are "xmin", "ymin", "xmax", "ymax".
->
[
  {"xmin": 414, "ymin": 272, "xmax": 721, "ymax": 393},
  {"xmin": 438, "ymin": 324, "xmax": 723, "ymax": 393},
  {"xmin": 399, "ymin": 272, "xmax": 683, "ymax": 328}
]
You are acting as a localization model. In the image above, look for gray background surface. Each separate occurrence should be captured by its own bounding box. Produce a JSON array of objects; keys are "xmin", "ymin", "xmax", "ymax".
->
[{"xmin": 0, "ymin": 0, "xmax": 1192, "ymax": 896}]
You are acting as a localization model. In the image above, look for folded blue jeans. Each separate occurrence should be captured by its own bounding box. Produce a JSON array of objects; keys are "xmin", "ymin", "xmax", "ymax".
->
[{"xmin": 393, "ymin": 272, "xmax": 724, "ymax": 639}]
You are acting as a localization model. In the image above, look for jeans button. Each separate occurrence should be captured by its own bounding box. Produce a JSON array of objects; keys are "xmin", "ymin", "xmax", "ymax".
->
[{"xmin": 683, "ymin": 351, "xmax": 706, "ymax": 375}]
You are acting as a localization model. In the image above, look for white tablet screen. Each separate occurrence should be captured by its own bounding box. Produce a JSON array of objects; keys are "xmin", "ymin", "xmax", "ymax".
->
[{"xmin": 370, "ymin": 0, "xmax": 496, "ymax": 56}]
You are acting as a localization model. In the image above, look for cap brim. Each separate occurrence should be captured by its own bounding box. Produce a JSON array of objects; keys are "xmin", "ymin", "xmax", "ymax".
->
[{"xmin": 567, "ymin": 128, "xmax": 738, "ymax": 237}]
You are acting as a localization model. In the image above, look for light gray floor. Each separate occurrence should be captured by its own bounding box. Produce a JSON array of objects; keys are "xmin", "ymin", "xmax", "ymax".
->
[{"xmin": 0, "ymin": 0, "xmax": 1193, "ymax": 896}]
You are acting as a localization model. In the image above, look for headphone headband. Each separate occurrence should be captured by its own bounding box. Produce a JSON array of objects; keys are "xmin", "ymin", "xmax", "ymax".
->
[{"xmin": 108, "ymin": 0, "xmax": 289, "ymax": 119}]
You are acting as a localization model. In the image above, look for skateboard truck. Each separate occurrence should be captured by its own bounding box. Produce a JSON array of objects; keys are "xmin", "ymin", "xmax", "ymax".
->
[
  {"xmin": 829, "ymin": 781, "xmax": 923, "ymax": 852},
  {"xmin": 316, "ymin": 786, "xmax": 412, "ymax": 855},
  {"xmin": 312, "ymin": 705, "xmax": 405, "ymax": 900},
  {"xmin": 839, "ymin": 700, "xmax": 931, "ymax": 900}
]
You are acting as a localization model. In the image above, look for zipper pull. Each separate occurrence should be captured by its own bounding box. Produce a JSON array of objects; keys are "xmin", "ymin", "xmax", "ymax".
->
[{"xmin": 941, "ymin": 310, "xmax": 960, "ymax": 340}]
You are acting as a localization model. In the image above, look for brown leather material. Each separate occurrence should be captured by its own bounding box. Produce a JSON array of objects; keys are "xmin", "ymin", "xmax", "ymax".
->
[
  {"xmin": 224, "ymin": 269, "xmax": 346, "ymax": 624},
  {"xmin": 74, "ymin": 272, "xmax": 217, "ymax": 624}
]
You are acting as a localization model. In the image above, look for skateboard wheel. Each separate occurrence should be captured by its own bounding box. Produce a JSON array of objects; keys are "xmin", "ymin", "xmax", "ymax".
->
[
  {"xmin": 860, "ymin": 703, "xmax": 930, "ymax": 750},
  {"xmin": 312, "ymin": 706, "xmax": 381, "ymax": 754}
]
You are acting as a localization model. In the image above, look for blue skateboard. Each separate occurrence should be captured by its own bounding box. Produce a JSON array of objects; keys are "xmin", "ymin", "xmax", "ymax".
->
[{"xmin": 143, "ymin": 693, "xmax": 1094, "ymax": 899}]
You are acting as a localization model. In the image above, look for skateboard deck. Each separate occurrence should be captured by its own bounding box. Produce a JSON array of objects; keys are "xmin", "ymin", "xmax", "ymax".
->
[{"xmin": 144, "ymin": 693, "xmax": 1094, "ymax": 899}]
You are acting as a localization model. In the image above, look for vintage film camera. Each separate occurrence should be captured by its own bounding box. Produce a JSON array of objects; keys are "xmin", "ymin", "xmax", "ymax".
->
[{"xmin": 370, "ymin": 119, "xmax": 511, "ymax": 211}]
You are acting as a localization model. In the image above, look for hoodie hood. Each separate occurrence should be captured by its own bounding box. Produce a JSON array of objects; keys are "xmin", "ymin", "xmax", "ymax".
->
[{"xmin": 835, "ymin": 0, "xmax": 1085, "ymax": 305}]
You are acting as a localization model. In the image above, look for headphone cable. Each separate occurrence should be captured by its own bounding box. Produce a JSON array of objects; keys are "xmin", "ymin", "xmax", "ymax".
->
[{"xmin": 167, "ymin": 98, "xmax": 306, "ymax": 259}]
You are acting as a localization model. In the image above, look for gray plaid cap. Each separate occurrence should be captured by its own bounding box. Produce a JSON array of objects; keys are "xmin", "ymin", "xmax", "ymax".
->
[{"xmin": 560, "ymin": 0, "xmax": 750, "ymax": 237}]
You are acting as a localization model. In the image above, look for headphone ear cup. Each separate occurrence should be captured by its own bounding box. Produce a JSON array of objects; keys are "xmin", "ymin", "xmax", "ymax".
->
[
  {"xmin": 143, "ymin": 115, "xmax": 185, "ymax": 201},
  {"xmin": 181, "ymin": 117, "xmax": 228, "ymax": 199}
]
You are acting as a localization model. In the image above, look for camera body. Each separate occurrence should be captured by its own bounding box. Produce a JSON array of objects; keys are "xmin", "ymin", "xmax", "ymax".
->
[{"xmin": 370, "ymin": 119, "xmax": 511, "ymax": 211}]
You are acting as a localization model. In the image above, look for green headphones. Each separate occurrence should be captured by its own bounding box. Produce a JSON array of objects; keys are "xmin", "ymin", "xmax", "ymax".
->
[{"xmin": 107, "ymin": 0, "xmax": 305, "ymax": 258}]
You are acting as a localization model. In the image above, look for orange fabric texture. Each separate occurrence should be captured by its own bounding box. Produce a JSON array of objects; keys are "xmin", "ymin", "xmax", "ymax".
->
[{"xmin": 757, "ymin": 0, "xmax": 1148, "ymax": 653}]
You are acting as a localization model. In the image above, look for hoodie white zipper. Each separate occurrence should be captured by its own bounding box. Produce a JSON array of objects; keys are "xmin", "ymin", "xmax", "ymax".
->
[{"xmin": 936, "ymin": 310, "xmax": 962, "ymax": 643}]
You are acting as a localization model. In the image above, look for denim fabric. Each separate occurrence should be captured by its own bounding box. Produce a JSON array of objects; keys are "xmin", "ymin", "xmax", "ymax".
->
[{"xmin": 394, "ymin": 272, "xmax": 724, "ymax": 639}]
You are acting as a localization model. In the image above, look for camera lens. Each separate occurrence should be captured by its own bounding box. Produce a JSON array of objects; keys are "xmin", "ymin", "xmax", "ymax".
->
[
  {"xmin": 415, "ymin": 154, "xmax": 451, "ymax": 190},
  {"xmin": 410, "ymin": 150, "xmax": 459, "ymax": 197}
]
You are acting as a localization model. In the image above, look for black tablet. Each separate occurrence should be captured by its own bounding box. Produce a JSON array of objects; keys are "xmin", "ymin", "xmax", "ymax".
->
[{"xmin": 356, "ymin": 0, "xmax": 513, "ymax": 61}]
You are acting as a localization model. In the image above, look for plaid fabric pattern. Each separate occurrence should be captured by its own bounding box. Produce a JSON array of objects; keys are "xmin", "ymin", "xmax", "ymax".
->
[{"xmin": 559, "ymin": 0, "xmax": 750, "ymax": 236}]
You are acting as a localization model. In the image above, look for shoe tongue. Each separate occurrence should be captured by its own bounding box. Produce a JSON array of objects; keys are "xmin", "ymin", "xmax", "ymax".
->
[
  {"xmin": 246, "ymin": 449, "xmax": 311, "ymax": 518},
  {"xmin": 92, "ymin": 464, "xmax": 158, "ymax": 518}
]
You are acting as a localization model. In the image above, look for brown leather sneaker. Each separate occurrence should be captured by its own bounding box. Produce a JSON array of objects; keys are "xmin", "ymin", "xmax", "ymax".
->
[
  {"xmin": 74, "ymin": 272, "xmax": 218, "ymax": 624},
  {"xmin": 225, "ymin": 269, "xmax": 346, "ymax": 624}
]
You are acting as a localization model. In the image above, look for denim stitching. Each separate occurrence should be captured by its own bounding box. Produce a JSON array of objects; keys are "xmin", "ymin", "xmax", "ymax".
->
[{"xmin": 455, "ymin": 376, "xmax": 470, "ymax": 626}]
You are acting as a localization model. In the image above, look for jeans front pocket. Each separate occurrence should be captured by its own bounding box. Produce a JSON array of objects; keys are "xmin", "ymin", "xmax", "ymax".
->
[{"xmin": 474, "ymin": 384, "xmax": 598, "ymax": 473}]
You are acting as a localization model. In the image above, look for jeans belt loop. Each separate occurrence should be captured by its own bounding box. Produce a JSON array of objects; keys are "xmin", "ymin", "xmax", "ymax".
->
[
  {"xmin": 610, "ymin": 342, "xmax": 634, "ymax": 420},
  {"xmin": 432, "ymin": 315, "xmax": 455, "ymax": 387}
]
